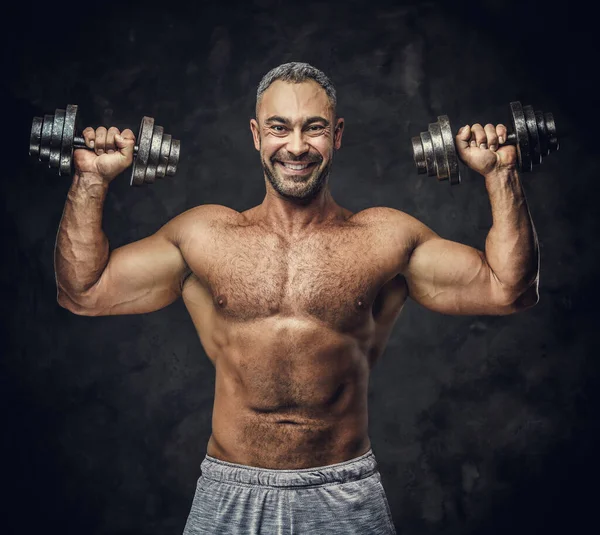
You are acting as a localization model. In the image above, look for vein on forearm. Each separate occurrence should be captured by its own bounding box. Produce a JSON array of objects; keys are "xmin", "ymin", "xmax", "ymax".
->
[
  {"xmin": 54, "ymin": 174, "xmax": 110, "ymax": 297},
  {"xmin": 484, "ymin": 168, "xmax": 539, "ymax": 292}
]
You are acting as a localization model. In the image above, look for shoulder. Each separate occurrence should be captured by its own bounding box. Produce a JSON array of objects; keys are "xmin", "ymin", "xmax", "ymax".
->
[
  {"xmin": 352, "ymin": 206, "xmax": 437, "ymax": 248},
  {"xmin": 158, "ymin": 204, "xmax": 241, "ymax": 244}
]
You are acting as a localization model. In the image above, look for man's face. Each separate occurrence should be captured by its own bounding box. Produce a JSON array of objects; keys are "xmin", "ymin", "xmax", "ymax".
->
[{"xmin": 250, "ymin": 80, "xmax": 344, "ymax": 202}]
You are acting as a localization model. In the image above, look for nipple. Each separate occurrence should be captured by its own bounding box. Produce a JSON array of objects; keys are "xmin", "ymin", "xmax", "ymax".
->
[
  {"xmin": 356, "ymin": 298, "xmax": 367, "ymax": 310},
  {"xmin": 216, "ymin": 294, "xmax": 228, "ymax": 308}
]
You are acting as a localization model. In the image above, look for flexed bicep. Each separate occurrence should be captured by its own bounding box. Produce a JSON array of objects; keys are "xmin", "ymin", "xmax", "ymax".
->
[
  {"xmin": 404, "ymin": 236, "xmax": 511, "ymax": 315},
  {"xmin": 59, "ymin": 226, "xmax": 188, "ymax": 316}
]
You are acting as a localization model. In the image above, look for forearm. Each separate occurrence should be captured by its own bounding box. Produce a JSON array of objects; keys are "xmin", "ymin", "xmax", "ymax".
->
[
  {"xmin": 54, "ymin": 172, "xmax": 110, "ymax": 301},
  {"xmin": 483, "ymin": 167, "xmax": 540, "ymax": 294}
]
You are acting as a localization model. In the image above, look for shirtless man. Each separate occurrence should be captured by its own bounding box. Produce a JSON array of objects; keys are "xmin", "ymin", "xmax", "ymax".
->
[{"xmin": 54, "ymin": 62, "xmax": 540, "ymax": 534}]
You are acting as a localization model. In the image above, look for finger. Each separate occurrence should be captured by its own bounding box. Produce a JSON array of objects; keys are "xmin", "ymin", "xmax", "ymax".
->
[
  {"xmin": 471, "ymin": 123, "xmax": 486, "ymax": 148},
  {"xmin": 485, "ymin": 123, "xmax": 498, "ymax": 151},
  {"xmin": 82, "ymin": 127, "xmax": 96, "ymax": 149},
  {"xmin": 120, "ymin": 128, "xmax": 135, "ymax": 142},
  {"xmin": 106, "ymin": 127, "xmax": 120, "ymax": 154},
  {"xmin": 115, "ymin": 129, "xmax": 135, "ymax": 158},
  {"xmin": 95, "ymin": 127, "xmax": 108, "ymax": 154},
  {"xmin": 496, "ymin": 123, "xmax": 507, "ymax": 145},
  {"xmin": 456, "ymin": 125, "xmax": 471, "ymax": 150}
]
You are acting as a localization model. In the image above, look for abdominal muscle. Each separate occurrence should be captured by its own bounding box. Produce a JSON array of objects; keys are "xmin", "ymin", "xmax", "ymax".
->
[{"xmin": 202, "ymin": 315, "xmax": 373, "ymax": 469}]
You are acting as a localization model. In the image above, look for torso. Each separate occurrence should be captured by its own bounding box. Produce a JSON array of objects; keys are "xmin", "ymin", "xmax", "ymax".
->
[{"xmin": 178, "ymin": 204, "xmax": 412, "ymax": 468}]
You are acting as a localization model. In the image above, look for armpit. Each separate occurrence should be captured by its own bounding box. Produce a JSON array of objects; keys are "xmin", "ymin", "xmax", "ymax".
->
[{"xmin": 180, "ymin": 266, "xmax": 194, "ymax": 292}]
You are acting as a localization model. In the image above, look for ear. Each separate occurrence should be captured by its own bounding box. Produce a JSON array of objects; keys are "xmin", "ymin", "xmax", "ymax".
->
[
  {"xmin": 250, "ymin": 118, "xmax": 261, "ymax": 151},
  {"xmin": 333, "ymin": 117, "xmax": 344, "ymax": 150}
]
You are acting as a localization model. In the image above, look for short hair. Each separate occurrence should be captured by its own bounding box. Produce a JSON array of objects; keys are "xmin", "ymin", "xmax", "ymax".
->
[{"xmin": 255, "ymin": 62, "xmax": 337, "ymax": 117}]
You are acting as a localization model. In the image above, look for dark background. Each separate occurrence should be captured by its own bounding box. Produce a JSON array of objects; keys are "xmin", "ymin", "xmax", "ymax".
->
[{"xmin": 2, "ymin": 0, "xmax": 597, "ymax": 533}]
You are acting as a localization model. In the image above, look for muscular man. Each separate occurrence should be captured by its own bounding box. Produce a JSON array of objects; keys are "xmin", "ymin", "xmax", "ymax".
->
[{"xmin": 54, "ymin": 62, "xmax": 539, "ymax": 534}]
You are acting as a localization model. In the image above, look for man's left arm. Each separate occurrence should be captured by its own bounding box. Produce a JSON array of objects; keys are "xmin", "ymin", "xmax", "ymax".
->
[{"xmin": 392, "ymin": 122, "xmax": 540, "ymax": 316}]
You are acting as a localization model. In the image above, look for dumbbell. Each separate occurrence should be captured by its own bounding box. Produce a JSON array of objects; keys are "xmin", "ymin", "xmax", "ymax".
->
[
  {"xmin": 411, "ymin": 101, "xmax": 558, "ymax": 185},
  {"xmin": 29, "ymin": 104, "xmax": 181, "ymax": 186}
]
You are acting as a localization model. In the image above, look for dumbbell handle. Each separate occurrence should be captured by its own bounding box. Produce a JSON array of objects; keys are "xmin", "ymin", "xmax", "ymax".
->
[
  {"xmin": 73, "ymin": 135, "xmax": 140, "ymax": 154},
  {"xmin": 502, "ymin": 132, "xmax": 517, "ymax": 145}
]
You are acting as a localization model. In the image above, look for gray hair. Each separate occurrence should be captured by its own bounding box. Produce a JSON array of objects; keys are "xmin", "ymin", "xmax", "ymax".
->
[{"xmin": 256, "ymin": 62, "xmax": 337, "ymax": 116}]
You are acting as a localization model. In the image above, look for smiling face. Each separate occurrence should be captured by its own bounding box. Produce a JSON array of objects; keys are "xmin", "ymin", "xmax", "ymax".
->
[{"xmin": 250, "ymin": 79, "xmax": 344, "ymax": 202}]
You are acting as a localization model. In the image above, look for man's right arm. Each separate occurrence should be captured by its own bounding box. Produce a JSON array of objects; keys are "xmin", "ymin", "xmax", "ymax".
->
[{"xmin": 55, "ymin": 171, "xmax": 205, "ymax": 317}]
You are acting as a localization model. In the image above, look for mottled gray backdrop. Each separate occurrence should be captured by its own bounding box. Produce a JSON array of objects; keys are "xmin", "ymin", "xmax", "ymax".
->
[{"xmin": 2, "ymin": 0, "xmax": 597, "ymax": 534}]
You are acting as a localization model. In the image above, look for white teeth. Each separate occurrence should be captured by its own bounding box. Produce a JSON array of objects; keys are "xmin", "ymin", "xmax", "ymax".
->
[{"xmin": 281, "ymin": 162, "xmax": 311, "ymax": 170}]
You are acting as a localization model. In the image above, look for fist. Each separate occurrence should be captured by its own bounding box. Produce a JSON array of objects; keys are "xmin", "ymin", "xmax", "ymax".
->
[
  {"xmin": 456, "ymin": 123, "xmax": 518, "ymax": 176},
  {"xmin": 74, "ymin": 126, "xmax": 136, "ymax": 182}
]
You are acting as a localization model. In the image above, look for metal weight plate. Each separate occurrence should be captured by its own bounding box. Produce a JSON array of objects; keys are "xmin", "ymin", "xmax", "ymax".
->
[
  {"xmin": 49, "ymin": 109, "xmax": 66, "ymax": 169},
  {"xmin": 30, "ymin": 117, "xmax": 42, "ymax": 157},
  {"xmin": 39, "ymin": 114, "xmax": 54, "ymax": 163},
  {"xmin": 510, "ymin": 101, "xmax": 531, "ymax": 172},
  {"xmin": 534, "ymin": 109, "xmax": 549, "ymax": 157},
  {"xmin": 143, "ymin": 124, "xmax": 163, "ymax": 184},
  {"xmin": 411, "ymin": 136, "xmax": 427, "ymax": 174},
  {"xmin": 166, "ymin": 139, "xmax": 180, "ymax": 177},
  {"xmin": 544, "ymin": 112, "xmax": 558, "ymax": 152},
  {"xmin": 428, "ymin": 122, "xmax": 447, "ymax": 180},
  {"xmin": 523, "ymin": 105, "xmax": 541, "ymax": 166},
  {"xmin": 156, "ymin": 134, "xmax": 171, "ymax": 178},
  {"xmin": 419, "ymin": 131, "xmax": 436, "ymax": 177},
  {"xmin": 60, "ymin": 104, "xmax": 78, "ymax": 176},
  {"xmin": 130, "ymin": 116, "xmax": 154, "ymax": 186},
  {"xmin": 438, "ymin": 115, "xmax": 460, "ymax": 185}
]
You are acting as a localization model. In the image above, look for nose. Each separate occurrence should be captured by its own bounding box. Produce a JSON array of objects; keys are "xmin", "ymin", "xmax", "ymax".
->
[{"xmin": 286, "ymin": 129, "xmax": 309, "ymax": 157}]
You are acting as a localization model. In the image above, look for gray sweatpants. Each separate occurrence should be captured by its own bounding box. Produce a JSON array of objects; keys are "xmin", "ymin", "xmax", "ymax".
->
[{"xmin": 182, "ymin": 448, "xmax": 396, "ymax": 534}]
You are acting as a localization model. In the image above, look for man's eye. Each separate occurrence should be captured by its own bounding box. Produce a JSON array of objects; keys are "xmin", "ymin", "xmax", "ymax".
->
[
  {"xmin": 309, "ymin": 125, "xmax": 324, "ymax": 131},
  {"xmin": 272, "ymin": 126, "xmax": 286, "ymax": 132}
]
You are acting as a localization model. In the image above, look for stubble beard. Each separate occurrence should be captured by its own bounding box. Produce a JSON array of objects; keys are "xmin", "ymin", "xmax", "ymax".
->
[{"xmin": 262, "ymin": 151, "xmax": 333, "ymax": 202}]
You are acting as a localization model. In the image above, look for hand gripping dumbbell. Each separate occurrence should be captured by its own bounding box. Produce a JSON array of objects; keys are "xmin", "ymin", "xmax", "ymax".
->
[
  {"xmin": 411, "ymin": 101, "xmax": 559, "ymax": 185},
  {"xmin": 29, "ymin": 104, "xmax": 181, "ymax": 186}
]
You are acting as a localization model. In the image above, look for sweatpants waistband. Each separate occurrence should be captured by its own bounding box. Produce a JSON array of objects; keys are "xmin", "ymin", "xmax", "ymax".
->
[{"xmin": 200, "ymin": 448, "xmax": 377, "ymax": 488}]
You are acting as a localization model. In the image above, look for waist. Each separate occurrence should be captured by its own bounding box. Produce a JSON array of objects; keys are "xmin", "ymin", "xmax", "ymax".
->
[
  {"xmin": 200, "ymin": 447, "xmax": 377, "ymax": 488},
  {"xmin": 209, "ymin": 400, "xmax": 370, "ymax": 468}
]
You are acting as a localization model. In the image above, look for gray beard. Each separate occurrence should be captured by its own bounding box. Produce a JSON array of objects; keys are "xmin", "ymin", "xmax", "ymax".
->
[{"xmin": 262, "ymin": 156, "xmax": 333, "ymax": 203}]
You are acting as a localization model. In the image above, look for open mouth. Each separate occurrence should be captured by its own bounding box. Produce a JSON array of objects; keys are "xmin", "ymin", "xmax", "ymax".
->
[{"xmin": 276, "ymin": 161, "xmax": 317, "ymax": 174}]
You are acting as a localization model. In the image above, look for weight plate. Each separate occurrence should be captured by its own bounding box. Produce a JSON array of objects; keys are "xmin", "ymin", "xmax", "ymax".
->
[
  {"xmin": 419, "ymin": 131, "xmax": 435, "ymax": 177},
  {"xmin": 428, "ymin": 122, "xmax": 447, "ymax": 180},
  {"xmin": 156, "ymin": 134, "xmax": 171, "ymax": 179},
  {"xmin": 411, "ymin": 136, "xmax": 426, "ymax": 174},
  {"xmin": 130, "ymin": 116, "xmax": 154, "ymax": 186},
  {"xmin": 60, "ymin": 104, "xmax": 78, "ymax": 176},
  {"xmin": 510, "ymin": 101, "xmax": 531, "ymax": 172},
  {"xmin": 39, "ymin": 114, "xmax": 54, "ymax": 163},
  {"xmin": 29, "ymin": 117, "xmax": 42, "ymax": 157},
  {"xmin": 143, "ymin": 124, "xmax": 163, "ymax": 184},
  {"xmin": 523, "ymin": 104, "xmax": 541, "ymax": 166},
  {"xmin": 49, "ymin": 109, "xmax": 65, "ymax": 169},
  {"xmin": 534, "ymin": 109, "xmax": 549, "ymax": 157},
  {"xmin": 544, "ymin": 112, "xmax": 558, "ymax": 152},
  {"xmin": 438, "ymin": 115, "xmax": 460, "ymax": 185},
  {"xmin": 166, "ymin": 138, "xmax": 180, "ymax": 177}
]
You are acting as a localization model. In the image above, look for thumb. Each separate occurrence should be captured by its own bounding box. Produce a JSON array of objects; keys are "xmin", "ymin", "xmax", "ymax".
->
[
  {"xmin": 455, "ymin": 125, "xmax": 471, "ymax": 150},
  {"xmin": 115, "ymin": 131, "xmax": 135, "ymax": 156}
]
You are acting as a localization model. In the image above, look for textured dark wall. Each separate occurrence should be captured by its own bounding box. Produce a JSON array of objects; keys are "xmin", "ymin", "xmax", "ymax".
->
[{"xmin": 2, "ymin": 1, "xmax": 597, "ymax": 534}]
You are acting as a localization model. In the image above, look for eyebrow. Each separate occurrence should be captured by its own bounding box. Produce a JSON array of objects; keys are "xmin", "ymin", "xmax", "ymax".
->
[{"xmin": 264, "ymin": 115, "xmax": 330, "ymax": 127}]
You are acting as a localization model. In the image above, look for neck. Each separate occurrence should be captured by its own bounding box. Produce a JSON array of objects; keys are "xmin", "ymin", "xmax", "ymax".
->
[{"xmin": 258, "ymin": 183, "xmax": 343, "ymax": 236}]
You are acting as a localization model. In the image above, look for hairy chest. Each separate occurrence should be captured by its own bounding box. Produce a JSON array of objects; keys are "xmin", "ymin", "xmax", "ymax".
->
[{"xmin": 185, "ymin": 225, "xmax": 396, "ymax": 331}]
